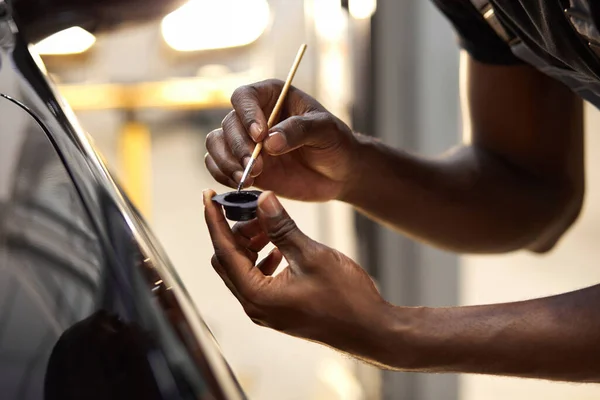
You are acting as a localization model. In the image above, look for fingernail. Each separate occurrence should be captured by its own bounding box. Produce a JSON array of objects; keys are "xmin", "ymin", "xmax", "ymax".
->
[
  {"xmin": 243, "ymin": 156, "xmax": 251, "ymax": 168},
  {"xmin": 265, "ymin": 131, "xmax": 287, "ymax": 153},
  {"xmin": 202, "ymin": 189, "xmax": 209, "ymax": 206},
  {"xmin": 250, "ymin": 123, "xmax": 262, "ymax": 141},
  {"xmin": 259, "ymin": 192, "xmax": 282, "ymax": 218},
  {"xmin": 233, "ymin": 171, "xmax": 243, "ymax": 183}
]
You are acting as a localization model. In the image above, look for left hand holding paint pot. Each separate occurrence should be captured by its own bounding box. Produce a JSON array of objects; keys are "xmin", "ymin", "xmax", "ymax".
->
[{"xmin": 203, "ymin": 189, "xmax": 393, "ymax": 363}]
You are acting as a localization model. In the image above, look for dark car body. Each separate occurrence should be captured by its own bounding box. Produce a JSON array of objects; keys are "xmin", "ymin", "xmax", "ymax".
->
[{"xmin": 0, "ymin": 1, "xmax": 247, "ymax": 398}]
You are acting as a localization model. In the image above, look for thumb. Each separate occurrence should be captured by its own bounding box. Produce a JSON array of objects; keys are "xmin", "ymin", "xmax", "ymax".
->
[
  {"xmin": 264, "ymin": 112, "xmax": 343, "ymax": 155},
  {"xmin": 257, "ymin": 191, "xmax": 311, "ymax": 261}
]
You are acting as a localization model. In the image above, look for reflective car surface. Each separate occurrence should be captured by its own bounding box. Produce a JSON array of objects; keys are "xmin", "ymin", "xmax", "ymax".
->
[{"xmin": 0, "ymin": 2, "xmax": 246, "ymax": 399}]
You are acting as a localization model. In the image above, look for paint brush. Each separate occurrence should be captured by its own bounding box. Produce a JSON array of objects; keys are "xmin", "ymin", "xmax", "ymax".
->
[{"xmin": 236, "ymin": 43, "xmax": 308, "ymax": 191}]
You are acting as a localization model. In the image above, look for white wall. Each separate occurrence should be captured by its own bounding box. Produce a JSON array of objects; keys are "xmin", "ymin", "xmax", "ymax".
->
[{"xmin": 460, "ymin": 103, "xmax": 600, "ymax": 399}]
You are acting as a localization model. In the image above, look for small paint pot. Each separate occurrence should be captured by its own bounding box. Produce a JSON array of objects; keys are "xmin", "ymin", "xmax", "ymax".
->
[{"xmin": 212, "ymin": 190, "xmax": 262, "ymax": 221}]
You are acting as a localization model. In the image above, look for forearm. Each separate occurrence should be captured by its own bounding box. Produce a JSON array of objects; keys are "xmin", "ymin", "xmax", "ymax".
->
[
  {"xmin": 340, "ymin": 134, "xmax": 576, "ymax": 253},
  {"xmin": 372, "ymin": 284, "xmax": 600, "ymax": 382}
]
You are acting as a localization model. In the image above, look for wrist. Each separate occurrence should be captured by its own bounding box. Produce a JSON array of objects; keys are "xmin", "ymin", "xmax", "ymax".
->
[
  {"xmin": 364, "ymin": 302, "xmax": 426, "ymax": 370},
  {"xmin": 336, "ymin": 133, "xmax": 375, "ymax": 204}
]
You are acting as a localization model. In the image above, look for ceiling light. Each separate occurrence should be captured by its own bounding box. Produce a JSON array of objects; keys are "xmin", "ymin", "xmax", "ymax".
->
[
  {"xmin": 349, "ymin": 0, "xmax": 377, "ymax": 19},
  {"xmin": 34, "ymin": 27, "xmax": 96, "ymax": 55},
  {"xmin": 161, "ymin": 0, "xmax": 270, "ymax": 52}
]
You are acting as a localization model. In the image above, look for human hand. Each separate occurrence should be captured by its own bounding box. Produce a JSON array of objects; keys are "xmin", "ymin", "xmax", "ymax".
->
[
  {"xmin": 203, "ymin": 189, "xmax": 394, "ymax": 362},
  {"xmin": 204, "ymin": 79, "xmax": 359, "ymax": 202}
]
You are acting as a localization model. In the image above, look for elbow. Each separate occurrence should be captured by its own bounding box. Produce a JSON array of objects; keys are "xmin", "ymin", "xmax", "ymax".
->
[{"xmin": 525, "ymin": 181, "xmax": 584, "ymax": 254}]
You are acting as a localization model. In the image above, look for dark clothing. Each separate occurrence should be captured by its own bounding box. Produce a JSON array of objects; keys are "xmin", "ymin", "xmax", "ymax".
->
[
  {"xmin": 432, "ymin": 0, "xmax": 521, "ymax": 65},
  {"xmin": 432, "ymin": 0, "xmax": 600, "ymax": 107}
]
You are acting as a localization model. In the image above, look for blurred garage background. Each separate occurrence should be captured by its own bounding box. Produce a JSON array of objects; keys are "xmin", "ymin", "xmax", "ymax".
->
[{"xmin": 35, "ymin": 0, "xmax": 600, "ymax": 399}]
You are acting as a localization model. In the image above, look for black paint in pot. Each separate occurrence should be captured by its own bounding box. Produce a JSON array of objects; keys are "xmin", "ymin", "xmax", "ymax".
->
[{"xmin": 212, "ymin": 190, "xmax": 262, "ymax": 221}]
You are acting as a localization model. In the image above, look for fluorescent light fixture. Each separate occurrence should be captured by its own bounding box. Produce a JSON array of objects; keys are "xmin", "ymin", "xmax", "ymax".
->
[
  {"xmin": 34, "ymin": 27, "xmax": 96, "ymax": 55},
  {"xmin": 349, "ymin": 0, "xmax": 377, "ymax": 19},
  {"xmin": 161, "ymin": 0, "xmax": 270, "ymax": 52}
]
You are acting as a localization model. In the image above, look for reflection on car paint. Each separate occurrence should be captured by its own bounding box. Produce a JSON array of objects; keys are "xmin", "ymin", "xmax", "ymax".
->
[{"xmin": 0, "ymin": 5, "xmax": 246, "ymax": 400}]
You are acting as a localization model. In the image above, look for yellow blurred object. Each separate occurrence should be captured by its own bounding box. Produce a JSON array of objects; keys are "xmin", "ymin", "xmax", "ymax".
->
[
  {"xmin": 34, "ymin": 27, "xmax": 96, "ymax": 55},
  {"xmin": 119, "ymin": 120, "xmax": 152, "ymax": 218},
  {"xmin": 161, "ymin": 0, "xmax": 270, "ymax": 52},
  {"xmin": 57, "ymin": 83, "xmax": 125, "ymax": 110},
  {"xmin": 56, "ymin": 75, "xmax": 254, "ymax": 111},
  {"xmin": 349, "ymin": 0, "xmax": 377, "ymax": 19}
]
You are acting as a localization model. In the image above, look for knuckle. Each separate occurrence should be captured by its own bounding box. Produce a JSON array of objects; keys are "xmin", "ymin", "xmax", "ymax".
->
[
  {"xmin": 267, "ymin": 218, "xmax": 299, "ymax": 243},
  {"xmin": 250, "ymin": 318, "xmax": 266, "ymax": 327},
  {"xmin": 210, "ymin": 254, "xmax": 228, "ymax": 277},
  {"xmin": 302, "ymin": 242, "xmax": 327, "ymax": 266},
  {"xmin": 231, "ymin": 223, "xmax": 242, "ymax": 236},
  {"xmin": 221, "ymin": 110, "xmax": 236, "ymax": 128},
  {"xmin": 314, "ymin": 111, "xmax": 335, "ymax": 127},
  {"xmin": 205, "ymin": 128, "xmax": 222, "ymax": 148},
  {"xmin": 238, "ymin": 283, "xmax": 259, "ymax": 303},
  {"xmin": 210, "ymin": 254, "xmax": 220, "ymax": 268},
  {"xmin": 243, "ymin": 303, "xmax": 261, "ymax": 321},
  {"xmin": 230, "ymin": 85, "xmax": 249, "ymax": 105},
  {"xmin": 329, "ymin": 248, "xmax": 346, "ymax": 265},
  {"xmin": 264, "ymin": 78, "xmax": 284, "ymax": 88},
  {"xmin": 231, "ymin": 84, "xmax": 258, "ymax": 112},
  {"xmin": 259, "ymin": 79, "xmax": 284, "ymax": 104},
  {"xmin": 329, "ymin": 114, "xmax": 352, "ymax": 137},
  {"xmin": 231, "ymin": 85, "xmax": 262, "ymax": 128},
  {"xmin": 300, "ymin": 241, "xmax": 330, "ymax": 264},
  {"xmin": 241, "ymin": 107, "xmax": 257, "ymax": 125},
  {"xmin": 241, "ymin": 290, "xmax": 269, "ymax": 319},
  {"xmin": 213, "ymin": 246, "xmax": 234, "ymax": 264},
  {"xmin": 312, "ymin": 112, "xmax": 338, "ymax": 135},
  {"xmin": 289, "ymin": 116, "xmax": 311, "ymax": 136}
]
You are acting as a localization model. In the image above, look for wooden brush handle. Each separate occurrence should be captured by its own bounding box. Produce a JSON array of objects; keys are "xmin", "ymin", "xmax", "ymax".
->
[{"xmin": 251, "ymin": 43, "xmax": 307, "ymax": 160}]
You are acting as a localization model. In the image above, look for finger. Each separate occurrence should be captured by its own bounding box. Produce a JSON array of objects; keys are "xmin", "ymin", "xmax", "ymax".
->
[
  {"xmin": 256, "ymin": 191, "xmax": 314, "ymax": 263},
  {"xmin": 248, "ymin": 233, "xmax": 270, "ymax": 253},
  {"xmin": 230, "ymin": 83, "xmax": 272, "ymax": 142},
  {"xmin": 232, "ymin": 219, "xmax": 262, "ymax": 239},
  {"xmin": 221, "ymin": 111, "xmax": 264, "ymax": 177},
  {"xmin": 203, "ymin": 189, "xmax": 262, "ymax": 292},
  {"xmin": 256, "ymin": 248, "xmax": 283, "ymax": 276},
  {"xmin": 226, "ymin": 230, "xmax": 261, "ymax": 264},
  {"xmin": 205, "ymin": 129, "xmax": 244, "ymax": 184},
  {"xmin": 211, "ymin": 254, "xmax": 243, "ymax": 299},
  {"xmin": 232, "ymin": 220, "xmax": 269, "ymax": 252},
  {"xmin": 264, "ymin": 112, "xmax": 344, "ymax": 155},
  {"xmin": 204, "ymin": 153, "xmax": 241, "ymax": 189}
]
